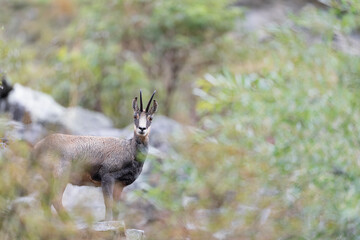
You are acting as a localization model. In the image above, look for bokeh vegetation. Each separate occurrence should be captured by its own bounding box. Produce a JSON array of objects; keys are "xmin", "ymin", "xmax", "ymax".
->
[
  {"xmin": 0, "ymin": 0, "xmax": 240, "ymax": 125},
  {"xmin": 1, "ymin": 0, "xmax": 360, "ymax": 239}
]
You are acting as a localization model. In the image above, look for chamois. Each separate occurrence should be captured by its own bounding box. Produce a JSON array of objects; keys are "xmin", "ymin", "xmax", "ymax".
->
[{"xmin": 32, "ymin": 90, "xmax": 158, "ymax": 220}]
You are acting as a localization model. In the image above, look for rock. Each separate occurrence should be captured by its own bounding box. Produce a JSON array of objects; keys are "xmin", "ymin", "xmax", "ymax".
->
[
  {"xmin": 333, "ymin": 32, "xmax": 360, "ymax": 57},
  {"xmin": 7, "ymin": 83, "xmax": 65, "ymax": 124},
  {"xmin": 22, "ymin": 123, "xmax": 48, "ymax": 145},
  {"xmin": 1, "ymin": 82, "xmax": 127, "ymax": 138},
  {"xmin": 125, "ymin": 229, "xmax": 145, "ymax": 240},
  {"xmin": 1, "ymin": 83, "xmax": 128, "ymax": 140},
  {"xmin": 0, "ymin": 119, "xmax": 24, "ymax": 142},
  {"xmin": 60, "ymin": 107, "xmax": 114, "ymax": 135},
  {"xmin": 77, "ymin": 221, "xmax": 126, "ymax": 240},
  {"xmin": 0, "ymin": 81, "xmax": 54, "ymax": 143},
  {"xmin": 239, "ymin": 1, "xmax": 293, "ymax": 33},
  {"xmin": 62, "ymin": 184, "xmax": 105, "ymax": 222},
  {"xmin": 77, "ymin": 220, "xmax": 126, "ymax": 232},
  {"xmin": 77, "ymin": 221, "xmax": 144, "ymax": 240},
  {"xmin": 85, "ymin": 126, "xmax": 132, "ymax": 138},
  {"xmin": 236, "ymin": 0, "xmax": 329, "ymax": 42},
  {"xmin": 93, "ymin": 221, "xmax": 125, "ymax": 232},
  {"xmin": 148, "ymin": 115, "xmax": 184, "ymax": 152},
  {"xmin": 0, "ymin": 118, "xmax": 48, "ymax": 145}
]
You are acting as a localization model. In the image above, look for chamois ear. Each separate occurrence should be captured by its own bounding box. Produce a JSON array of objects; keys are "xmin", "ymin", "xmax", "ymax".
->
[
  {"xmin": 132, "ymin": 97, "xmax": 139, "ymax": 112},
  {"xmin": 148, "ymin": 100, "xmax": 158, "ymax": 115}
]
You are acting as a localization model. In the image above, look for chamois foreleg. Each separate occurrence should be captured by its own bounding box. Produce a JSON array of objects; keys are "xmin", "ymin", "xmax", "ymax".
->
[
  {"xmin": 101, "ymin": 168, "xmax": 131, "ymax": 220},
  {"xmin": 101, "ymin": 174, "xmax": 115, "ymax": 220},
  {"xmin": 112, "ymin": 182, "xmax": 124, "ymax": 219}
]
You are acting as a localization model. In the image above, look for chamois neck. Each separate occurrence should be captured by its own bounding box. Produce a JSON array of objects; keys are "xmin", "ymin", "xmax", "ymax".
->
[
  {"xmin": 132, "ymin": 131, "xmax": 149, "ymax": 147},
  {"xmin": 131, "ymin": 131, "xmax": 149, "ymax": 163}
]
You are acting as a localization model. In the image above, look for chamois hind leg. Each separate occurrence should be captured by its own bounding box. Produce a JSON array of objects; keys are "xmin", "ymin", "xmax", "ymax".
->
[
  {"xmin": 52, "ymin": 183, "xmax": 70, "ymax": 221},
  {"xmin": 51, "ymin": 160, "xmax": 71, "ymax": 221},
  {"xmin": 112, "ymin": 182, "xmax": 124, "ymax": 220}
]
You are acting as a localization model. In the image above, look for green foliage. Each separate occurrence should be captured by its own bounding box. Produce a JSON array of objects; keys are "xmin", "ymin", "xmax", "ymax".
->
[
  {"xmin": 0, "ymin": 0, "xmax": 240, "ymax": 123},
  {"xmin": 144, "ymin": 0, "xmax": 239, "ymax": 51},
  {"xmin": 117, "ymin": 0, "xmax": 241, "ymax": 115},
  {"xmin": 193, "ymin": 69, "xmax": 360, "ymax": 237},
  {"xmin": 300, "ymin": 0, "xmax": 360, "ymax": 34},
  {"xmin": 139, "ymin": 3, "xmax": 360, "ymax": 238},
  {"xmin": 46, "ymin": 1, "xmax": 150, "ymax": 126},
  {"xmin": 1, "ymin": 0, "xmax": 360, "ymax": 239}
]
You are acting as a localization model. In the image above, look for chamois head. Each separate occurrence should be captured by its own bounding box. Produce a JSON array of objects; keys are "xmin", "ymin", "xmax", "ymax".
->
[{"xmin": 132, "ymin": 90, "xmax": 158, "ymax": 137}]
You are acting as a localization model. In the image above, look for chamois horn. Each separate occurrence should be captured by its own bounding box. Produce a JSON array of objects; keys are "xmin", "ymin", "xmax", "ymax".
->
[
  {"xmin": 140, "ymin": 90, "xmax": 143, "ymax": 112},
  {"xmin": 146, "ymin": 90, "xmax": 156, "ymax": 112}
]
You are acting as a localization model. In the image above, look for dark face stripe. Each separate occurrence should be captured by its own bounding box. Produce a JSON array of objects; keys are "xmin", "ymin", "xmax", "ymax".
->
[{"xmin": 134, "ymin": 112, "xmax": 153, "ymax": 128}]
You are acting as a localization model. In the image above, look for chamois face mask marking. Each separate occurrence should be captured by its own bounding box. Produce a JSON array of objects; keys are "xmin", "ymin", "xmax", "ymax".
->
[
  {"xmin": 135, "ymin": 112, "xmax": 149, "ymax": 136},
  {"xmin": 132, "ymin": 90, "xmax": 157, "ymax": 137}
]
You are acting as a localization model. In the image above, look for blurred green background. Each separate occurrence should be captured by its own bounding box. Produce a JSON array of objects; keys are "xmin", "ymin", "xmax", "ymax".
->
[{"xmin": 1, "ymin": 0, "xmax": 360, "ymax": 239}]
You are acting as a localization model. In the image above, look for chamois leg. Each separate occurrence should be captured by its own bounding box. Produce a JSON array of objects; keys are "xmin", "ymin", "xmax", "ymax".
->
[
  {"xmin": 51, "ymin": 160, "xmax": 71, "ymax": 221},
  {"xmin": 101, "ymin": 174, "xmax": 115, "ymax": 220},
  {"xmin": 52, "ymin": 184, "xmax": 70, "ymax": 221},
  {"xmin": 112, "ymin": 182, "xmax": 124, "ymax": 220}
]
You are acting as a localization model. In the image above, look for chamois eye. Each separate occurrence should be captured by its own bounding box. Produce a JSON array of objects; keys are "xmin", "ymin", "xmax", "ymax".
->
[
  {"xmin": 134, "ymin": 114, "xmax": 139, "ymax": 119},
  {"xmin": 148, "ymin": 116, "xmax": 153, "ymax": 121}
]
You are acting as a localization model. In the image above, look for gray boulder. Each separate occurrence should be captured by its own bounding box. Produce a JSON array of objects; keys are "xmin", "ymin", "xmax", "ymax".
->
[
  {"xmin": 1, "ymin": 83, "xmax": 131, "ymax": 141},
  {"xmin": 0, "ymin": 118, "xmax": 48, "ymax": 146},
  {"xmin": 150, "ymin": 115, "xmax": 184, "ymax": 152},
  {"xmin": 60, "ymin": 107, "xmax": 114, "ymax": 135},
  {"xmin": 77, "ymin": 221, "xmax": 144, "ymax": 240},
  {"xmin": 125, "ymin": 229, "xmax": 145, "ymax": 240},
  {"xmin": 22, "ymin": 123, "xmax": 48, "ymax": 145},
  {"xmin": 7, "ymin": 83, "xmax": 65, "ymax": 124}
]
